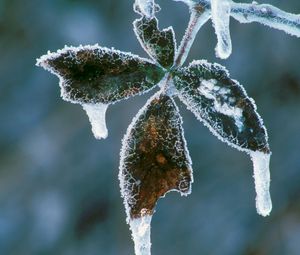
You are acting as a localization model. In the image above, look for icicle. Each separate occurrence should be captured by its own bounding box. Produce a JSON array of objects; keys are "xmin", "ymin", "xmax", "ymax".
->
[
  {"xmin": 135, "ymin": 0, "xmax": 155, "ymax": 18},
  {"xmin": 82, "ymin": 103, "xmax": 108, "ymax": 139},
  {"xmin": 129, "ymin": 214, "xmax": 152, "ymax": 255},
  {"xmin": 250, "ymin": 151, "xmax": 272, "ymax": 217},
  {"xmin": 211, "ymin": 0, "xmax": 232, "ymax": 59}
]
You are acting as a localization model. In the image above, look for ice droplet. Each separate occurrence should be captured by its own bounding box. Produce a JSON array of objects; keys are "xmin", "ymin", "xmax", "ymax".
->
[
  {"xmin": 129, "ymin": 215, "xmax": 152, "ymax": 255},
  {"xmin": 250, "ymin": 151, "xmax": 272, "ymax": 217},
  {"xmin": 211, "ymin": 0, "xmax": 232, "ymax": 59},
  {"xmin": 82, "ymin": 103, "xmax": 108, "ymax": 139}
]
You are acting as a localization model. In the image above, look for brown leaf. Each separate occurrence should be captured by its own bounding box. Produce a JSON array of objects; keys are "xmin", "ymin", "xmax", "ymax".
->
[{"xmin": 119, "ymin": 92, "xmax": 193, "ymax": 219}]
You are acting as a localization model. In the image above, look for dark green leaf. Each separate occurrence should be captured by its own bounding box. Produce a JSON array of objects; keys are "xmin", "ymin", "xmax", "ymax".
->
[
  {"xmin": 134, "ymin": 17, "xmax": 176, "ymax": 69},
  {"xmin": 119, "ymin": 92, "xmax": 193, "ymax": 219},
  {"xmin": 172, "ymin": 60, "xmax": 270, "ymax": 154},
  {"xmin": 36, "ymin": 45, "xmax": 165, "ymax": 104}
]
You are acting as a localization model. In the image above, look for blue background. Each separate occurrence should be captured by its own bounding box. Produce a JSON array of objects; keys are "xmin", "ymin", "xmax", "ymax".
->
[{"xmin": 0, "ymin": 0, "xmax": 300, "ymax": 254}]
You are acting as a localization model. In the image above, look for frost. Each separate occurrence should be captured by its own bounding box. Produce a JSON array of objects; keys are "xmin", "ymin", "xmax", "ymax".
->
[
  {"xmin": 172, "ymin": 60, "xmax": 270, "ymax": 154},
  {"xmin": 130, "ymin": 214, "xmax": 152, "ymax": 255},
  {"xmin": 231, "ymin": 2, "xmax": 300, "ymax": 38},
  {"xmin": 211, "ymin": 0, "xmax": 232, "ymax": 59},
  {"xmin": 119, "ymin": 92, "xmax": 192, "ymax": 254},
  {"xmin": 133, "ymin": 16, "xmax": 176, "ymax": 68},
  {"xmin": 82, "ymin": 103, "xmax": 108, "ymax": 139},
  {"xmin": 250, "ymin": 151, "xmax": 272, "ymax": 216},
  {"xmin": 134, "ymin": 0, "xmax": 156, "ymax": 18},
  {"xmin": 175, "ymin": 8, "xmax": 210, "ymax": 66},
  {"xmin": 119, "ymin": 92, "xmax": 193, "ymax": 219},
  {"xmin": 198, "ymin": 78, "xmax": 244, "ymax": 131},
  {"xmin": 36, "ymin": 44, "xmax": 165, "ymax": 105}
]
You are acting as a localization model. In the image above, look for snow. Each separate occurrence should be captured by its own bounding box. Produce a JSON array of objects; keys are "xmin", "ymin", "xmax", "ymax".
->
[
  {"xmin": 250, "ymin": 151, "xmax": 272, "ymax": 217},
  {"xmin": 82, "ymin": 103, "xmax": 108, "ymax": 139},
  {"xmin": 211, "ymin": 0, "xmax": 232, "ymax": 59},
  {"xmin": 130, "ymin": 214, "xmax": 152, "ymax": 255}
]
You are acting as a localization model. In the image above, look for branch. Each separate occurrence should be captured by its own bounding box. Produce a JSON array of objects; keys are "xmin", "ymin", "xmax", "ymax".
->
[
  {"xmin": 188, "ymin": 0, "xmax": 300, "ymax": 38},
  {"xmin": 175, "ymin": 5, "xmax": 210, "ymax": 67},
  {"xmin": 230, "ymin": 2, "xmax": 300, "ymax": 38}
]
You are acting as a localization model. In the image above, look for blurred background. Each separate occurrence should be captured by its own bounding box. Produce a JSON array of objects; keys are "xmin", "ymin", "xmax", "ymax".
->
[{"xmin": 0, "ymin": 0, "xmax": 300, "ymax": 254}]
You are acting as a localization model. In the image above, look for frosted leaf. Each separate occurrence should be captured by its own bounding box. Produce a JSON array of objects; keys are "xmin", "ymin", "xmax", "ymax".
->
[
  {"xmin": 172, "ymin": 60, "xmax": 270, "ymax": 154},
  {"xmin": 36, "ymin": 44, "xmax": 164, "ymax": 105},
  {"xmin": 134, "ymin": 16, "xmax": 176, "ymax": 69},
  {"xmin": 82, "ymin": 103, "xmax": 108, "ymax": 139},
  {"xmin": 211, "ymin": 0, "xmax": 232, "ymax": 59},
  {"xmin": 130, "ymin": 214, "xmax": 152, "ymax": 255},
  {"xmin": 250, "ymin": 151, "xmax": 272, "ymax": 216},
  {"xmin": 119, "ymin": 92, "xmax": 193, "ymax": 220}
]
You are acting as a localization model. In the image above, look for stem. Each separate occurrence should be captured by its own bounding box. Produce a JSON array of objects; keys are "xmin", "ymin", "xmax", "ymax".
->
[
  {"xmin": 181, "ymin": 0, "xmax": 300, "ymax": 38},
  {"xmin": 230, "ymin": 2, "xmax": 300, "ymax": 37},
  {"xmin": 174, "ymin": 5, "xmax": 210, "ymax": 67}
]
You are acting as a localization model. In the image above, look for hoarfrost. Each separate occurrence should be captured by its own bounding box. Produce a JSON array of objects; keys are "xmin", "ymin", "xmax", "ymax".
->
[
  {"xmin": 175, "ymin": 9, "xmax": 210, "ymax": 66},
  {"xmin": 82, "ymin": 103, "xmax": 108, "ymax": 139},
  {"xmin": 198, "ymin": 78, "xmax": 244, "ymax": 131},
  {"xmin": 211, "ymin": 0, "xmax": 232, "ymax": 59},
  {"xmin": 130, "ymin": 214, "xmax": 152, "ymax": 255},
  {"xmin": 231, "ymin": 2, "xmax": 300, "ymax": 38},
  {"xmin": 133, "ymin": 16, "xmax": 176, "ymax": 68},
  {"xmin": 172, "ymin": 60, "xmax": 270, "ymax": 154},
  {"xmin": 134, "ymin": 0, "xmax": 156, "ymax": 18},
  {"xmin": 250, "ymin": 151, "xmax": 272, "ymax": 216}
]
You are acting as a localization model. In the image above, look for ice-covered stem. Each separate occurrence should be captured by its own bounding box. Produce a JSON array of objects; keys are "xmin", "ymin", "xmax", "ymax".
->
[
  {"xmin": 184, "ymin": 0, "xmax": 300, "ymax": 38},
  {"xmin": 230, "ymin": 2, "xmax": 300, "ymax": 38},
  {"xmin": 130, "ymin": 215, "xmax": 152, "ymax": 255},
  {"xmin": 174, "ymin": 4, "xmax": 210, "ymax": 67}
]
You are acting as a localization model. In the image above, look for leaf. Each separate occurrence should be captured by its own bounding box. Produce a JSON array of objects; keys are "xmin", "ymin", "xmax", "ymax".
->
[
  {"xmin": 134, "ymin": 17, "xmax": 176, "ymax": 69},
  {"xmin": 119, "ymin": 92, "xmax": 193, "ymax": 220},
  {"xmin": 36, "ymin": 44, "xmax": 165, "ymax": 104},
  {"xmin": 172, "ymin": 60, "xmax": 270, "ymax": 154}
]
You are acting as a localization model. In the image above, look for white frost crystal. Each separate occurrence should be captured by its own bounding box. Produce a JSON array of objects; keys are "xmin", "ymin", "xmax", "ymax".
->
[
  {"xmin": 250, "ymin": 151, "xmax": 272, "ymax": 217},
  {"xmin": 135, "ymin": 0, "xmax": 155, "ymax": 18},
  {"xmin": 130, "ymin": 215, "xmax": 152, "ymax": 255},
  {"xmin": 231, "ymin": 3, "xmax": 300, "ymax": 38},
  {"xmin": 211, "ymin": 0, "xmax": 232, "ymax": 59},
  {"xmin": 82, "ymin": 103, "xmax": 108, "ymax": 139}
]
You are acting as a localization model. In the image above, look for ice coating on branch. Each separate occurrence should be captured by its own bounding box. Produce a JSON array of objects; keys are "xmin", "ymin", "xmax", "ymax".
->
[
  {"xmin": 211, "ymin": 0, "xmax": 232, "ymax": 59},
  {"xmin": 82, "ymin": 103, "xmax": 108, "ymax": 139},
  {"xmin": 231, "ymin": 3, "xmax": 300, "ymax": 38},
  {"xmin": 175, "ymin": 9, "xmax": 210, "ymax": 66},
  {"xmin": 130, "ymin": 214, "xmax": 152, "ymax": 255},
  {"xmin": 134, "ymin": 0, "xmax": 156, "ymax": 18},
  {"xmin": 250, "ymin": 151, "xmax": 272, "ymax": 216}
]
